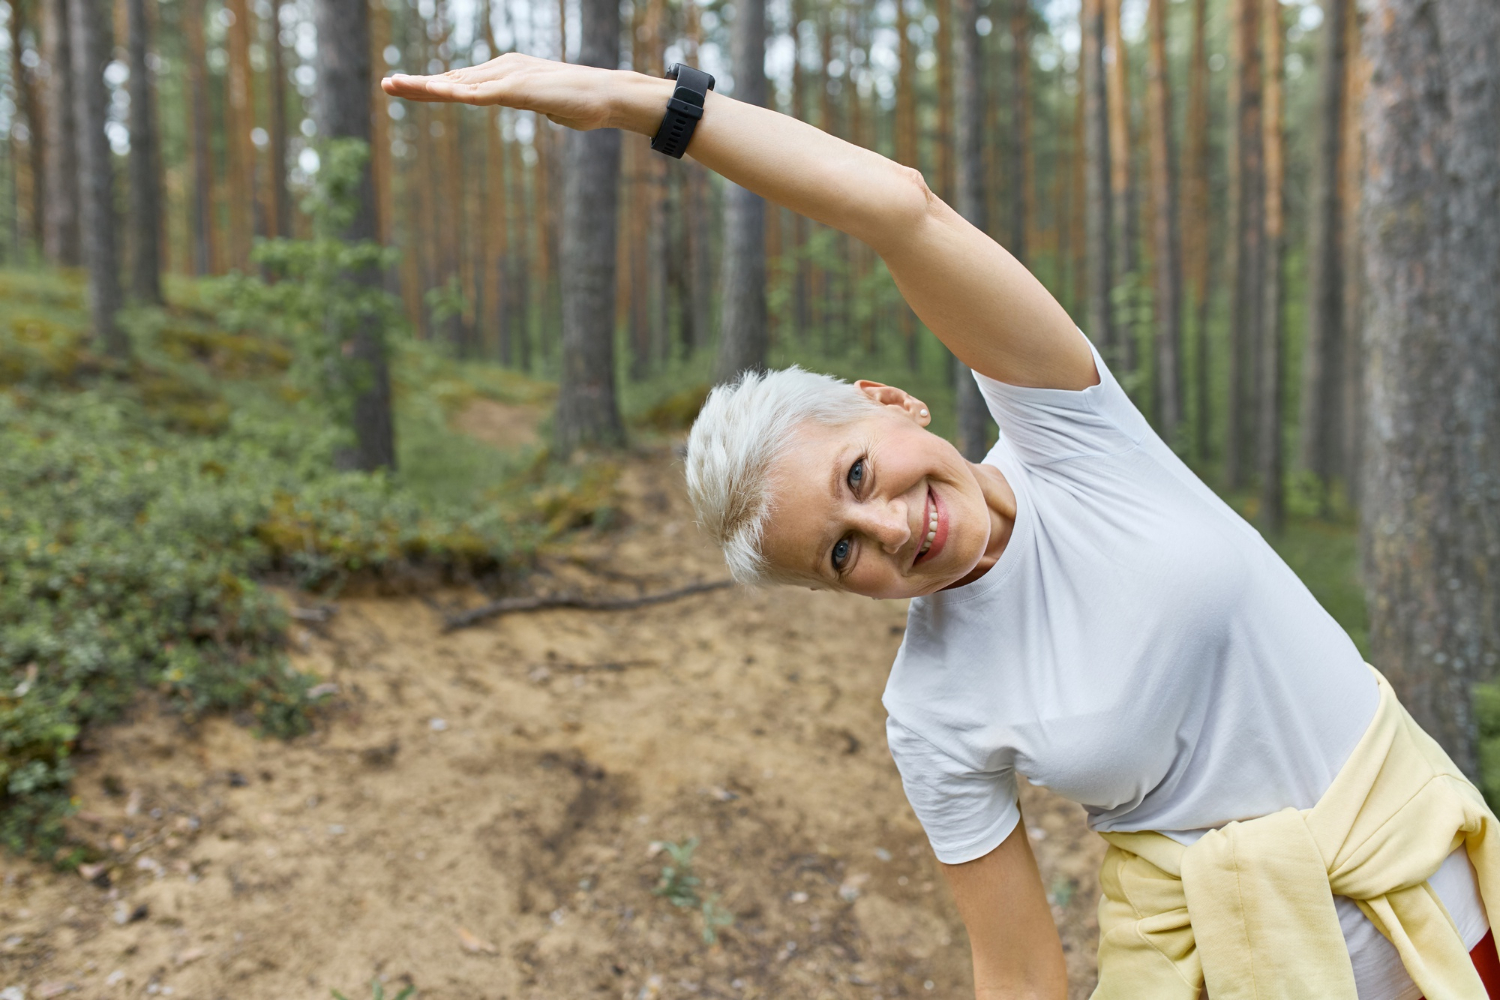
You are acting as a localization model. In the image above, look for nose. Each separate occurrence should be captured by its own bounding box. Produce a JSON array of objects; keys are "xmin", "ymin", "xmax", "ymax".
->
[{"xmin": 853, "ymin": 497, "xmax": 911, "ymax": 554}]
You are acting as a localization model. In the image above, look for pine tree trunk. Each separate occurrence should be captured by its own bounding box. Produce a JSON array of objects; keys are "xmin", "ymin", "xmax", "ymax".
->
[
  {"xmin": 789, "ymin": 0, "xmax": 808, "ymax": 343},
  {"xmin": 1257, "ymin": 0, "xmax": 1285, "ymax": 532},
  {"xmin": 1008, "ymin": 0, "xmax": 1029, "ymax": 264},
  {"xmin": 554, "ymin": 0, "xmax": 625, "ymax": 451},
  {"xmin": 10, "ymin": 0, "xmax": 45, "ymax": 255},
  {"xmin": 507, "ymin": 113, "xmax": 533, "ymax": 372},
  {"xmin": 1081, "ymin": 0, "xmax": 1113, "ymax": 357},
  {"xmin": 817, "ymin": 6, "xmax": 842, "ymax": 349},
  {"xmin": 1360, "ymin": 0, "xmax": 1500, "ymax": 780},
  {"xmin": 68, "ymin": 0, "xmax": 124, "ymax": 356},
  {"xmin": 224, "ymin": 0, "xmax": 254, "ymax": 269},
  {"xmin": 315, "ymin": 0, "xmax": 394, "ymax": 470},
  {"xmin": 125, "ymin": 0, "xmax": 162, "ymax": 302},
  {"xmin": 1145, "ymin": 0, "xmax": 1181, "ymax": 443},
  {"xmin": 1297, "ymin": 0, "xmax": 1348, "ymax": 499},
  {"xmin": 1183, "ymin": 0, "xmax": 1211, "ymax": 464},
  {"xmin": 713, "ymin": 0, "xmax": 769, "ymax": 384},
  {"xmin": 954, "ymin": 0, "xmax": 992, "ymax": 462},
  {"xmin": 935, "ymin": 0, "xmax": 954, "ymax": 202},
  {"xmin": 532, "ymin": 117, "xmax": 559, "ymax": 363},
  {"xmin": 482, "ymin": 16, "xmax": 509, "ymax": 364},
  {"xmin": 368, "ymin": 0, "xmax": 393, "ymax": 245},
  {"xmin": 43, "ymin": 0, "xmax": 79, "ymax": 266},
  {"xmin": 183, "ymin": 0, "xmax": 214, "ymax": 274},
  {"xmin": 1224, "ymin": 0, "xmax": 1263, "ymax": 490},
  {"xmin": 893, "ymin": 0, "xmax": 918, "ymax": 371},
  {"xmin": 1103, "ymin": 0, "xmax": 1137, "ymax": 376},
  {"xmin": 846, "ymin": 0, "xmax": 873, "ymax": 354},
  {"xmin": 681, "ymin": 0, "xmax": 710, "ymax": 360},
  {"xmin": 1339, "ymin": 10, "xmax": 1367, "ymax": 510},
  {"xmin": 267, "ymin": 0, "xmax": 291, "ymax": 240}
]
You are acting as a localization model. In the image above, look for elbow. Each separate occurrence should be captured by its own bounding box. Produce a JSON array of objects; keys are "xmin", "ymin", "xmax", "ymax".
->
[
  {"xmin": 865, "ymin": 162, "xmax": 943, "ymax": 255},
  {"xmin": 895, "ymin": 163, "xmax": 939, "ymax": 219}
]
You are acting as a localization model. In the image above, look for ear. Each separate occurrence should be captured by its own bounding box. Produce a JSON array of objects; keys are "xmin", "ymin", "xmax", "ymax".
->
[{"xmin": 855, "ymin": 380, "xmax": 931, "ymax": 427}]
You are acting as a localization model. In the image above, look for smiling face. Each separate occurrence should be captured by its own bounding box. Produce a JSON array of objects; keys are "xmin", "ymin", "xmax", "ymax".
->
[{"xmin": 758, "ymin": 382, "xmax": 996, "ymax": 598}]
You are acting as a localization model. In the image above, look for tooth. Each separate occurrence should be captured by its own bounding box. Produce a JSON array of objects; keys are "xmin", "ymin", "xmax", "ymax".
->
[{"xmin": 927, "ymin": 530, "xmax": 935, "ymax": 541}]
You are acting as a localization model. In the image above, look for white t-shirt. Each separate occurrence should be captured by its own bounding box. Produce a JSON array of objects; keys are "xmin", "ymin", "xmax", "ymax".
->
[{"xmin": 882, "ymin": 336, "xmax": 1487, "ymax": 1000}]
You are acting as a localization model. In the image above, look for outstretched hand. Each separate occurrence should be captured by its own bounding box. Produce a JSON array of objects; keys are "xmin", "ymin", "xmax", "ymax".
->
[{"xmin": 381, "ymin": 53, "xmax": 628, "ymax": 132}]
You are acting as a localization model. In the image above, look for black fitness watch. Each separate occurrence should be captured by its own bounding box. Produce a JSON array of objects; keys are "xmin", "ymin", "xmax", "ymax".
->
[{"xmin": 650, "ymin": 63, "xmax": 716, "ymax": 159}]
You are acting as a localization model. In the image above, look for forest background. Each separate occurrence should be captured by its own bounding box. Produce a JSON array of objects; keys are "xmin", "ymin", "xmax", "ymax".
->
[{"xmin": 0, "ymin": 0, "xmax": 1497, "ymax": 917}]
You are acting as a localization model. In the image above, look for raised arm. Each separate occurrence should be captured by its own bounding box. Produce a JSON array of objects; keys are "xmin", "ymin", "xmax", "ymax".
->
[{"xmin": 383, "ymin": 56, "xmax": 1095, "ymax": 390}]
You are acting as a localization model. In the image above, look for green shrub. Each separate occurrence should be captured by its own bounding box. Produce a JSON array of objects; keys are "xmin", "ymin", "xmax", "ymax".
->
[{"xmin": 0, "ymin": 146, "xmax": 612, "ymax": 860}]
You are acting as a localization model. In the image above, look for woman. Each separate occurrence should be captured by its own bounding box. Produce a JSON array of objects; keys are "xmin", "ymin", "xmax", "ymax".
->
[{"xmin": 385, "ymin": 55, "xmax": 1499, "ymax": 999}]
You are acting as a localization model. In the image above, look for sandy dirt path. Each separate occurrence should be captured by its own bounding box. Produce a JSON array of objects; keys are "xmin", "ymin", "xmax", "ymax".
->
[{"xmin": 0, "ymin": 447, "xmax": 1105, "ymax": 1000}]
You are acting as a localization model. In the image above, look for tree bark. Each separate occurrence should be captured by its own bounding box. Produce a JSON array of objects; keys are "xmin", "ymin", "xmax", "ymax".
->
[
  {"xmin": 1296, "ymin": 0, "xmax": 1348, "ymax": 499},
  {"xmin": 316, "ymin": 0, "xmax": 395, "ymax": 470},
  {"xmin": 1008, "ymin": 0, "xmax": 1030, "ymax": 265},
  {"xmin": 554, "ymin": 0, "xmax": 625, "ymax": 452},
  {"xmin": 1183, "ymin": 0, "xmax": 1210, "ymax": 464},
  {"xmin": 506, "ymin": 111, "xmax": 533, "ymax": 372},
  {"xmin": 183, "ymin": 0, "xmax": 214, "ymax": 274},
  {"xmin": 954, "ymin": 0, "xmax": 992, "ymax": 462},
  {"xmin": 1145, "ymin": 0, "xmax": 1181, "ymax": 445},
  {"xmin": 267, "ymin": 0, "xmax": 291, "ymax": 240},
  {"xmin": 1081, "ymin": 0, "xmax": 1113, "ymax": 359},
  {"xmin": 624, "ymin": 0, "xmax": 655, "ymax": 379},
  {"xmin": 1257, "ymin": 0, "xmax": 1285, "ymax": 532},
  {"xmin": 9, "ymin": 0, "xmax": 45, "ymax": 256},
  {"xmin": 224, "ymin": 0, "xmax": 255, "ymax": 268},
  {"xmin": 67, "ymin": 0, "xmax": 124, "ymax": 357},
  {"xmin": 1103, "ymin": 0, "xmax": 1137, "ymax": 377},
  {"xmin": 1339, "ymin": 7, "xmax": 1367, "ymax": 510},
  {"xmin": 935, "ymin": 0, "xmax": 954, "ymax": 202},
  {"xmin": 1360, "ymin": 0, "xmax": 1500, "ymax": 781},
  {"xmin": 368, "ymin": 0, "xmax": 393, "ymax": 245},
  {"xmin": 789, "ymin": 0, "xmax": 808, "ymax": 343},
  {"xmin": 125, "ymin": 0, "xmax": 162, "ymax": 303},
  {"xmin": 42, "ymin": 0, "xmax": 79, "ymax": 266},
  {"xmin": 481, "ymin": 14, "xmax": 509, "ymax": 363},
  {"xmin": 893, "ymin": 0, "xmax": 919, "ymax": 370},
  {"xmin": 1224, "ymin": 0, "xmax": 1263, "ymax": 490},
  {"xmin": 712, "ymin": 0, "xmax": 769, "ymax": 384}
]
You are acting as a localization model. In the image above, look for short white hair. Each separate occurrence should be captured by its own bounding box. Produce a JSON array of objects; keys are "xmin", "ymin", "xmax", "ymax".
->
[{"xmin": 685, "ymin": 366, "xmax": 877, "ymax": 586}]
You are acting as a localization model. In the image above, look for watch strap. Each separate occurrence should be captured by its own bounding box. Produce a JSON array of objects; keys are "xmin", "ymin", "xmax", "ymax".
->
[{"xmin": 650, "ymin": 63, "xmax": 716, "ymax": 159}]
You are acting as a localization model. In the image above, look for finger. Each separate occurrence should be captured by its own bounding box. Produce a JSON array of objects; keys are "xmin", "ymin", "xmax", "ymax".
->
[{"xmin": 384, "ymin": 73, "xmax": 501, "ymax": 106}]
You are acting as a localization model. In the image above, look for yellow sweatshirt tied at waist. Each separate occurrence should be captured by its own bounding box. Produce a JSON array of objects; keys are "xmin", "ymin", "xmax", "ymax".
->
[{"xmin": 1092, "ymin": 667, "xmax": 1500, "ymax": 1000}]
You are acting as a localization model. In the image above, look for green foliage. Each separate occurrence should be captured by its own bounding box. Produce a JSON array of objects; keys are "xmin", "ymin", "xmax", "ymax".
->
[
  {"xmin": 1475, "ymin": 684, "xmax": 1500, "ymax": 809},
  {"xmin": 652, "ymin": 836, "xmax": 734, "ymax": 944},
  {"xmin": 208, "ymin": 139, "xmax": 402, "ymax": 442},
  {"xmin": 0, "ymin": 259, "xmax": 606, "ymax": 860},
  {"xmin": 633, "ymin": 383, "xmax": 711, "ymax": 432},
  {"xmin": 653, "ymin": 837, "xmax": 702, "ymax": 908}
]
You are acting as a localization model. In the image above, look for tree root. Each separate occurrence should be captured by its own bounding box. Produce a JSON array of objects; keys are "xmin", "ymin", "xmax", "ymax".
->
[{"xmin": 441, "ymin": 580, "xmax": 733, "ymax": 632}]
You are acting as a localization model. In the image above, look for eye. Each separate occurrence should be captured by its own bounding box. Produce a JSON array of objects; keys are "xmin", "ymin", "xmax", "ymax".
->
[
  {"xmin": 832, "ymin": 536, "xmax": 853, "ymax": 571},
  {"xmin": 847, "ymin": 458, "xmax": 865, "ymax": 492}
]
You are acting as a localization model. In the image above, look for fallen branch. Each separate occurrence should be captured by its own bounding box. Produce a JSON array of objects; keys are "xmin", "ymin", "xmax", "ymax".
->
[{"xmin": 442, "ymin": 580, "xmax": 733, "ymax": 632}]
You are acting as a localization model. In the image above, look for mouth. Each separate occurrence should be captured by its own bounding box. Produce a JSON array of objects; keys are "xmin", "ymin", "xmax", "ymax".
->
[{"xmin": 913, "ymin": 486, "xmax": 949, "ymax": 566}]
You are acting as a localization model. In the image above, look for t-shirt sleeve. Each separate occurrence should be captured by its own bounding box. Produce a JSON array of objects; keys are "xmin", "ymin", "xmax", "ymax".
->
[
  {"xmin": 886, "ymin": 715, "xmax": 1020, "ymax": 865},
  {"xmin": 973, "ymin": 330, "xmax": 1154, "ymax": 468}
]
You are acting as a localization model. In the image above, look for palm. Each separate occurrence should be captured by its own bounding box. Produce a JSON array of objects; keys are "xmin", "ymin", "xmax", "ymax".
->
[{"xmin": 380, "ymin": 53, "xmax": 614, "ymax": 131}]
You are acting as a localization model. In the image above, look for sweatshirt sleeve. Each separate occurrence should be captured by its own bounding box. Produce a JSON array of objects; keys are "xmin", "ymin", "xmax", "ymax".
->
[{"xmin": 886, "ymin": 714, "xmax": 1021, "ymax": 865}]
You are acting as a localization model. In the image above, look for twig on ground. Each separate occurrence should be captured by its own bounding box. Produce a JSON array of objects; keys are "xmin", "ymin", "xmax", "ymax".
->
[{"xmin": 442, "ymin": 580, "xmax": 733, "ymax": 632}]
